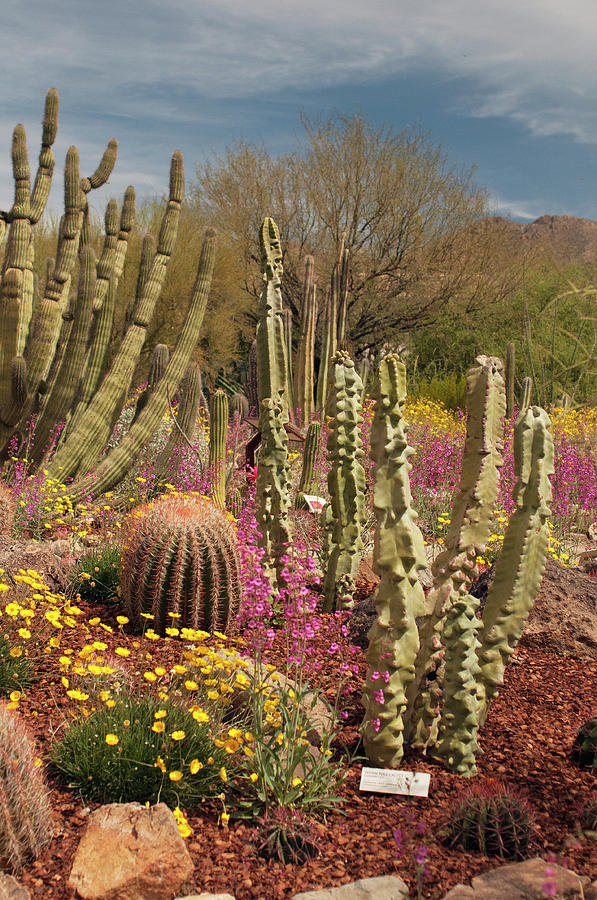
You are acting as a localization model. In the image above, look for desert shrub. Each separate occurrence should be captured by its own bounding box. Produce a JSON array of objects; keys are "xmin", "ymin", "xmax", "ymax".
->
[
  {"xmin": 52, "ymin": 693, "xmax": 230, "ymax": 807},
  {"xmin": 69, "ymin": 544, "xmax": 122, "ymax": 605},
  {"xmin": 445, "ymin": 779, "xmax": 534, "ymax": 860}
]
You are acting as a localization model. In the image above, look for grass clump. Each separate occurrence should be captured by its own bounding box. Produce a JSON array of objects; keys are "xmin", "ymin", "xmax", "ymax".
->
[
  {"xmin": 0, "ymin": 638, "xmax": 33, "ymax": 695},
  {"xmin": 69, "ymin": 544, "xmax": 122, "ymax": 605},
  {"xmin": 52, "ymin": 693, "xmax": 230, "ymax": 808}
]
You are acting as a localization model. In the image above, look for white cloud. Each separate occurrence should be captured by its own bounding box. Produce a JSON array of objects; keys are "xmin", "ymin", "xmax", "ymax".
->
[{"xmin": 0, "ymin": 0, "xmax": 595, "ymax": 212}]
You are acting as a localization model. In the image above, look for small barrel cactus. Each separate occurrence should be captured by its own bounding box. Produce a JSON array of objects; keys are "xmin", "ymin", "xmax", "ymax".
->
[
  {"xmin": 445, "ymin": 779, "xmax": 533, "ymax": 860},
  {"xmin": 121, "ymin": 493, "xmax": 242, "ymax": 636},
  {"xmin": 0, "ymin": 703, "xmax": 53, "ymax": 871},
  {"xmin": 572, "ymin": 715, "xmax": 597, "ymax": 770}
]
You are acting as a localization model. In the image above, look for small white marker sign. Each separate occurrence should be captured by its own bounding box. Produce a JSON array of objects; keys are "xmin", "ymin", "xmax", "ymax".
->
[
  {"xmin": 359, "ymin": 767, "xmax": 430, "ymax": 797},
  {"xmin": 302, "ymin": 494, "xmax": 327, "ymax": 513}
]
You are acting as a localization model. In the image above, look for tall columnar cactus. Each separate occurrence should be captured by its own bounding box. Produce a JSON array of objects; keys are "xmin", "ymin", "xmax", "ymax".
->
[
  {"xmin": 282, "ymin": 307, "xmax": 294, "ymax": 415},
  {"xmin": 59, "ymin": 229, "xmax": 216, "ymax": 501},
  {"xmin": 520, "ymin": 376, "xmax": 533, "ymax": 412},
  {"xmin": 315, "ymin": 286, "xmax": 332, "ymax": 415},
  {"xmin": 256, "ymin": 218, "xmax": 289, "ymax": 420},
  {"xmin": 295, "ymin": 256, "xmax": 317, "ymax": 426},
  {"xmin": 155, "ymin": 363, "xmax": 201, "ymax": 482},
  {"xmin": 505, "ymin": 342, "xmax": 516, "ymax": 418},
  {"xmin": 120, "ymin": 493, "xmax": 241, "ymax": 636},
  {"xmin": 407, "ymin": 357, "xmax": 506, "ymax": 752},
  {"xmin": 229, "ymin": 392, "xmax": 249, "ymax": 422},
  {"xmin": 476, "ymin": 405, "xmax": 553, "ymax": 725},
  {"xmin": 322, "ymin": 350, "xmax": 366, "ymax": 612},
  {"xmin": 298, "ymin": 420, "xmax": 322, "ymax": 497},
  {"xmin": 336, "ymin": 243, "xmax": 350, "ymax": 348},
  {"xmin": 247, "ymin": 339, "xmax": 259, "ymax": 416},
  {"xmin": 46, "ymin": 151, "xmax": 185, "ymax": 484},
  {"xmin": 0, "ymin": 703, "xmax": 53, "ymax": 871},
  {"xmin": 209, "ymin": 388, "xmax": 228, "ymax": 509},
  {"xmin": 361, "ymin": 354, "xmax": 428, "ymax": 767},
  {"xmin": 255, "ymin": 397, "xmax": 292, "ymax": 587},
  {"xmin": 132, "ymin": 343, "xmax": 170, "ymax": 424}
]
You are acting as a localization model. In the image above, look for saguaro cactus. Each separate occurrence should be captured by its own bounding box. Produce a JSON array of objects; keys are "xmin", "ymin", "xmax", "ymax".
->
[
  {"xmin": 322, "ymin": 350, "xmax": 366, "ymax": 612},
  {"xmin": 362, "ymin": 354, "xmax": 428, "ymax": 767}
]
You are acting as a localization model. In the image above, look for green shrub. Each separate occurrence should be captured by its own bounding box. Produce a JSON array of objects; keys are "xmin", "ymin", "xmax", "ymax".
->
[
  {"xmin": 415, "ymin": 373, "xmax": 468, "ymax": 412},
  {"xmin": 0, "ymin": 638, "xmax": 33, "ymax": 695},
  {"xmin": 52, "ymin": 693, "xmax": 230, "ymax": 807},
  {"xmin": 69, "ymin": 544, "xmax": 122, "ymax": 605}
]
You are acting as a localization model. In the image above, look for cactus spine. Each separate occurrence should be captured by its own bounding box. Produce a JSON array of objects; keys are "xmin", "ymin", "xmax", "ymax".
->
[
  {"xmin": 476, "ymin": 405, "xmax": 553, "ymax": 724},
  {"xmin": 407, "ymin": 357, "xmax": 506, "ymax": 753},
  {"xmin": 121, "ymin": 493, "xmax": 241, "ymax": 636},
  {"xmin": 361, "ymin": 354, "xmax": 428, "ymax": 766},
  {"xmin": 0, "ymin": 703, "xmax": 53, "ymax": 871},
  {"xmin": 209, "ymin": 389, "xmax": 228, "ymax": 509},
  {"xmin": 322, "ymin": 350, "xmax": 366, "ymax": 612}
]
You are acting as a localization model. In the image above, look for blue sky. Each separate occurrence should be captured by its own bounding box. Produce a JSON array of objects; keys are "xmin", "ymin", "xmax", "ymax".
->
[{"xmin": 1, "ymin": 0, "xmax": 596, "ymax": 222}]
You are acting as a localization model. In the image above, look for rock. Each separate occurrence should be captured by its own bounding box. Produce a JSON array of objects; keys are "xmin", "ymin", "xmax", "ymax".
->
[
  {"xmin": 290, "ymin": 875, "xmax": 410, "ymax": 899},
  {"xmin": 348, "ymin": 597, "xmax": 377, "ymax": 649},
  {"xmin": 68, "ymin": 802, "xmax": 193, "ymax": 900},
  {"xmin": 175, "ymin": 895, "xmax": 235, "ymax": 900},
  {"xmin": 584, "ymin": 882, "xmax": 597, "ymax": 900},
  {"xmin": 440, "ymin": 857, "xmax": 587, "ymax": 899},
  {"xmin": 470, "ymin": 557, "xmax": 597, "ymax": 661},
  {"xmin": 0, "ymin": 874, "xmax": 31, "ymax": 900},
  {"xmin": 0, "ymin": 537, "xmax": 74, "ymax": 594}
]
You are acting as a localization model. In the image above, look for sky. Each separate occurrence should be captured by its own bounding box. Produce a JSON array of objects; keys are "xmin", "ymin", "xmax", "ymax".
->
[{"xmin": 1, "ymin": 0, "xmax": 596, "ymax": 222}]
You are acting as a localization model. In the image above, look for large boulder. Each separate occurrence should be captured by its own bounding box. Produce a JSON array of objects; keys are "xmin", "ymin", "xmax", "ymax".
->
[
  {"xmin": 440, "ymin": 857, "xmax": 589, "ymax": 899},
  {"xmin": 68, "ymin": 802, "xmax": 193, "ymax": 900}
]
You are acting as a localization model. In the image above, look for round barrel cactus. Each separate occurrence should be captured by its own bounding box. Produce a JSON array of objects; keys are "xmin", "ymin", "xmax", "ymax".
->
[
  {"xmin": 121, "ymin": 493, "xmax": 242, "ymax": 636},
  {"xmin": 445, "ymin": 779, "xmax": 534, "ymax": 860}
]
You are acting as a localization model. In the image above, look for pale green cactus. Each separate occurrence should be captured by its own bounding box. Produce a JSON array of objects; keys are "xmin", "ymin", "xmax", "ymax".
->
[
  {"xmin": 322, "ymin": 350, "xmax": 366, "ymax": 612},
  {"xmin": 255, "ymin": 397, "xmax": 292, "ymax": 587},
  {"xmin": 256, "ymin": 218, "xmax": 289, "ymax": 420},
  {"xmin": 506, "ymin": 342, "xmax": 516, "ymax": 418},
  {"xmin": 209, "ymin": 389, "xmax": 228, "ymax": 509},
  {"xmin": 361, "ymin": 354, "xmax": 428, "ymax": 767},
  {"xmin": 295, "ymin": 255, "xmax": 317, "ymax": 426},
  {"xmin": 407, "ymin": 356, "xmax": 506, "ymax": 751},
  {"xmin": 297, "ymin": 420, "xmax": 322, "ymax": 498},
  {"xmin": 476, "ymin": 406, "xmax": 553, "ymax": 724},
  {"xmin": 315, "ymin": 286, "xmax": 332, "ymax": 415}
]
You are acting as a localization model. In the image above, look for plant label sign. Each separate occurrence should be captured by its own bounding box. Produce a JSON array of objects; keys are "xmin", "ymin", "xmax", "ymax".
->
[
  {"xmin": 359, "ymin": 767, "xmax": 430, "ymax": 797},
  {"xmin": 302, "ymin": 494, "xmax": 326, "ymax": 513}
]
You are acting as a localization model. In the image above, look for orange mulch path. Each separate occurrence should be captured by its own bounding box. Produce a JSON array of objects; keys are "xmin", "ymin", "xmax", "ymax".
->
[{"xmin": 9, "ymin": 597, "xmax": 597, "ymax": 900}]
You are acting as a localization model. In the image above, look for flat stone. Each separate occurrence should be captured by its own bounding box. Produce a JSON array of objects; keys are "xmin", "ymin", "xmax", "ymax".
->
[
  {"xmin": 174, "ymin": 895, "xmax": 235, "ymax": 899},
  {"xmin": 0, "ymin": 874, "xmax": 32, "ymax": 900},
  {"xmin": 68, "ymin": 802, "xmax": 193, "ymax": 900},
  {"xmin": 290, "ymin": 875, "xmax": 410, "ymax": 900},
  {"xmin": 440, "ymin": 857, "xmax": 587, "ymax": 900}
]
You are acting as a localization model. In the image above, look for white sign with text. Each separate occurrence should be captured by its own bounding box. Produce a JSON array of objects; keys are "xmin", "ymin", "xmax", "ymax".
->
[
  {"xmin": 359, "ymin": 767, "xmax": 430, "ymax": 797},
  {"xmin": 302, "ymin": 494, "xmax": 327, "ymax": 513}
]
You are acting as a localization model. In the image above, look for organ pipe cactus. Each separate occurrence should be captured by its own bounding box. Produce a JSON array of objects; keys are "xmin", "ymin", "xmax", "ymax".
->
[
  {"xmin": 476, "ymin": 405, "xmax": 553, "ymax": 725},
  {"xmin": 322, "ymin": 350, "xmax": 366, "ymax": 612},
  {"xmin": 121, "ymin": 493, "xmax": 241, "ymax": 636},
  {"xmin": 229, "ymin": 392, "xmax": 249, "ymax": 422},
  {"xmin": 407, "ymin": 356, "xmax": 506, "ymax": 752},
  {"xmin": 46, "ymin": 151, "xmax": 184, "ymax": 483},
  {"xmin": 154, "ymin": 363, "xmax": 201, "ymax": 482},
  {"xmin": 361, "ymin": 354, "xmax": 428, "ymax": 767},
  {"xmin": 282, "ymin": 307, "xmax": 294, "ymax": 414},
  {"xmin": 336, "ymin": 246, "xmax": 350, "ymax": 348},
  {"xmin": 505, "ymin": 342, "xmax": 516, "ymax": 418},
  {"xmin": 298, "ymin": 420, "xmax": 321, "ymax": 496},
  {"xmin": 132, "ymin": 343, "xmax": 170, "ymax": 424},
  {"xmin": 247, "ymin": 339, "xmax": 259, "ymax": 415},
  {"xmin": 315, "ymin": 286, "xmax": 332, "ymax": 415},
  {"xmin": 209, "ymin": 388, "xmax": 228, "ymax": 509},
  {"xmin": 520, "ymin": 376, "xmax": 533, "ymax": 412},
  {"xmin": 57, "ymin": 229, "xmax": 216, "ymax": 501}
]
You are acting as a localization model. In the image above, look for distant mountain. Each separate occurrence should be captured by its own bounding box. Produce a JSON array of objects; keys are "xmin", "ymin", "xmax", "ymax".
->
[{"xmin": 484, "ymin": 214, "xmax": 597, "ymax": 265}]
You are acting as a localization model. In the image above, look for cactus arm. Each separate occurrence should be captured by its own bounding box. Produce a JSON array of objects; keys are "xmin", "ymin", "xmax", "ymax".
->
[
  {"xmin": 46, "ymin": 153, "xmax": 184, "ymax": 482},
  {"xmin": 78, "ymin": 139, "xmax": 118, "ymax": 248},
  {"xmin": 247, "ymin": 339, "xmax": 259, "ymax": 416},
  {"xmin": 520, "ymin": 376, "xmax": 533, "ymax": 412},
  {"xmin": 282, "ymin": 307, "xmax": 294, "ymax": 415},
  {"xmin": 209, "ymin": 389, "xmax": 228, "ymax": 508},
  {"xmin": 315, "ymin": 286, "xmax": 332, "ymax": 414},
  {"xmin": 476, "ymin": 406, "xmax": 553, "ymax": 724},
  {"xmin": 298, "ymin": 420, "xmax": 321, "ymax": 496},
  {"xmin": 112, "ymin": 186, "xmax": 136, "ymax": 283},
  {"xmin": 322, "ymin": 350, "xmax": 366, "ymax": 612},
  {"xmin": 337, "ymin": 247, "xmax": 350, "ymax": 347},
  {"xmin": 407, "ymin": 356, "xmax": 506, "ymax": 750},
  {"xmin": 60, "ymin": 228, "xmax": 215, "ymax": 500},
  {"xmin": 132, "ymin": 343, "xmax": 170, "ymax": 424},
  {"xmin": 256, "ymin": 217, "xmax": 289, "ymax": 419},
  {"xmin": 154, "ymin": 363, "xmax": 201, "ymax": 481},
  {"xmin": 361, "ymin": 354, "xmax": 428, "ymax": 767},
  {"xmin": 295, "ymin": 256, "xmax": 316, "ymax": 425},
  {"xmin": 29, "ymin": 88, "xmax": 59, "ymax": 225}
]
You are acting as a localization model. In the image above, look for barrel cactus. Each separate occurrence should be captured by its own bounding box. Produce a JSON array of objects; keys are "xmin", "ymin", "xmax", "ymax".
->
[
  {"xmin": 0, "ymin": 703, "xmax": 53, "ymax": 871},
  {"xmin": 446, "ymin": 779, "xmax": 534, "ymax": 860},
  {"xmin": 121, "ymin": 493, "xmax": 241, "ymax": 636}
]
